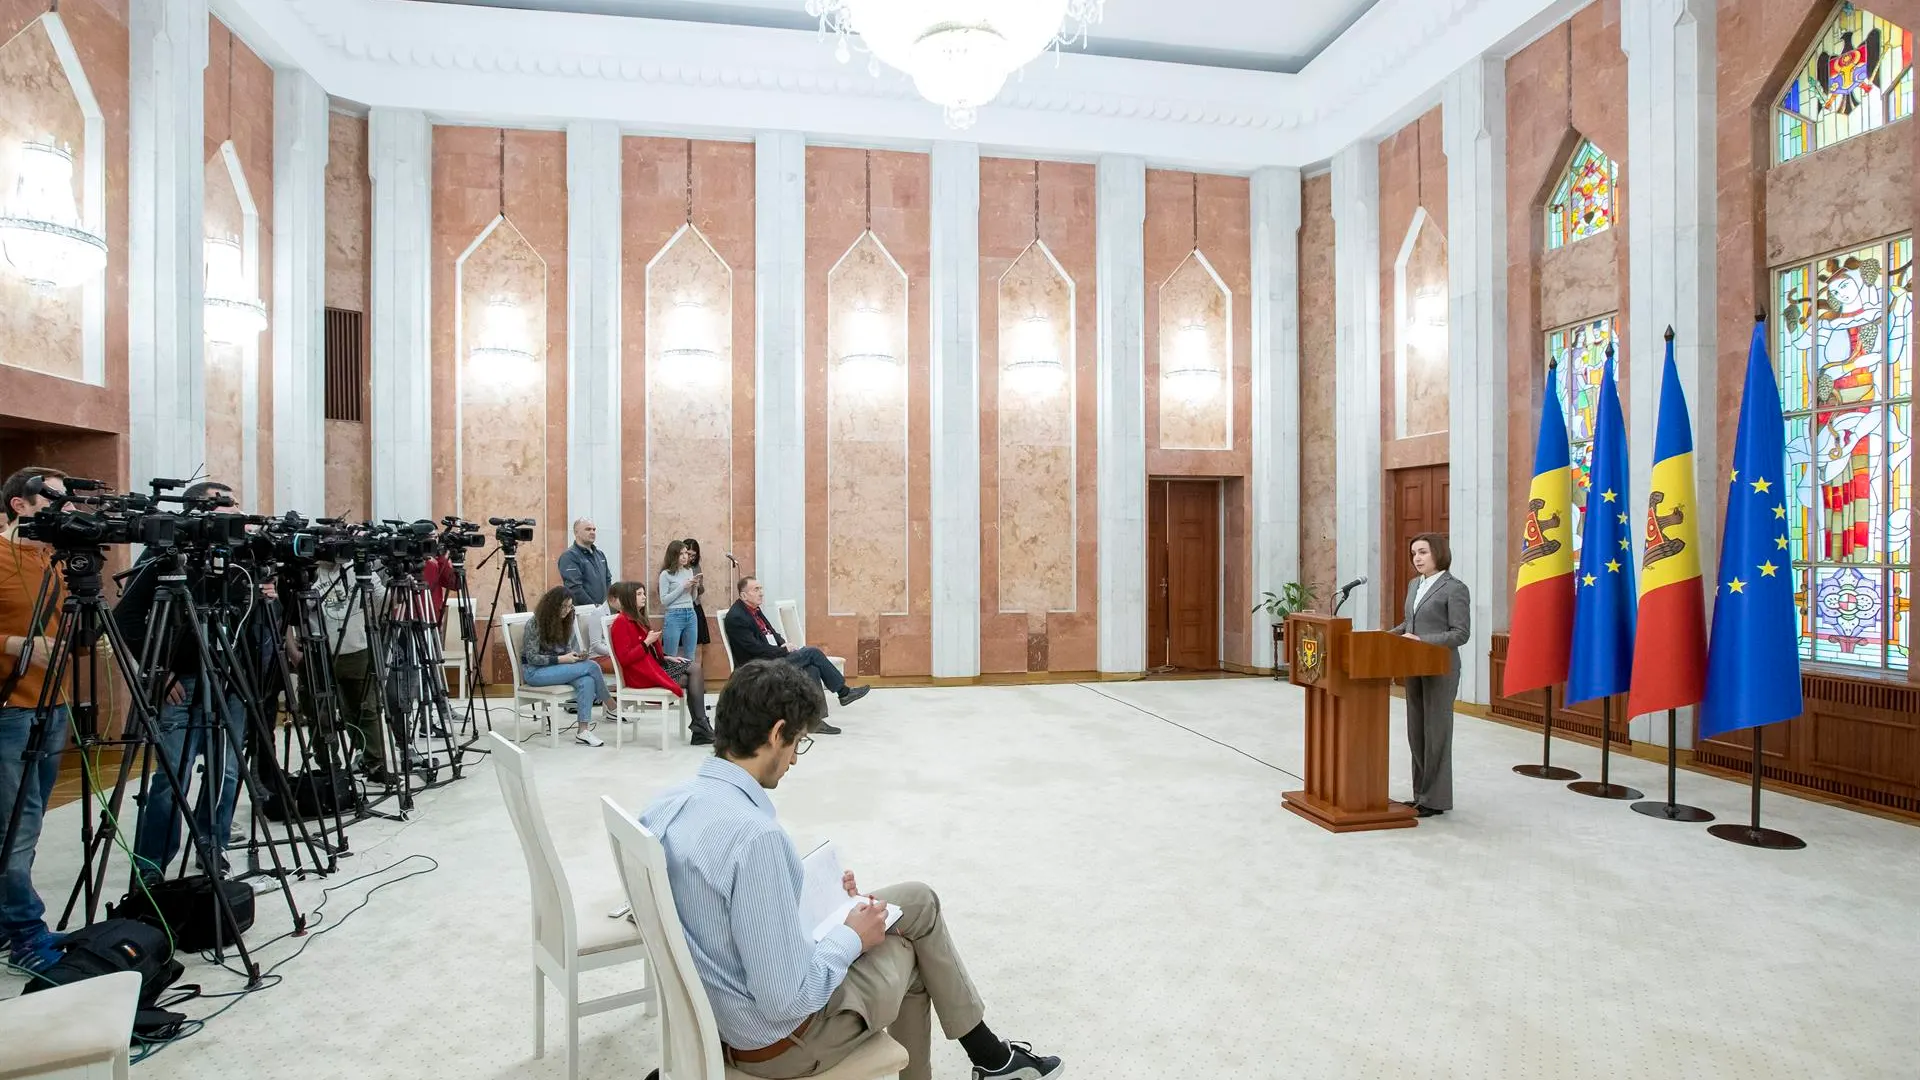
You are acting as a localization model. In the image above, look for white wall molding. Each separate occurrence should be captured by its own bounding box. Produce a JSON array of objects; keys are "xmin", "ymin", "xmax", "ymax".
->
[
  {"xmin": 367, "ymin": 107, "xmax": 433, "ymax": 521},
  {"xmin": 1250, "ymin": 165, "xmax": 1303, "ymax": 668},
  {"xmin": 753, "ymin": 132, "xmax": 807, "ymax": 608},
  {"xmin": 1442, "ymin": 56, "xmax": 1510, "ymax": 706},
  {"xmin": 1096, "ymin": 155, "xmax": 1147, "ymax": 672},
  {"xmin": 128, "ymin": 0, "xmax": 209, "ymax": 488},
  {"xmin": 272, "ymin": 67, "xmax": 329, "ymax": 515},
  {"xmin": 1622, "ymin": 0, "xmax": 1717, "ymax": 746},
  {"xmin": 565, "ymin": 120, "xmax": 624, "ymax": 574},
  {"xmin": 1331, "ymin": 141, "xmax": 1382, "ymax": 630},
  {"xmin": 928, "ymin": 141, "xmax": 982, "ymax": 677}
]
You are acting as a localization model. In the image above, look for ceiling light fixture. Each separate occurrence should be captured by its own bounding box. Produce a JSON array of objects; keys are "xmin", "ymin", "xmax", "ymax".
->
[
  {"xmin": 0, "ymin": 135, "xmax": 106, "ymax": 290},
  {"xmin": 805, "ymin": 0, "xmax": 1104, "ymax": 129}
]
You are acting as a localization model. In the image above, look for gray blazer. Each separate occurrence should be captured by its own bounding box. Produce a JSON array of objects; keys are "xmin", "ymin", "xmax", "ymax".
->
[{"xmin": 1390, "ymin": 572, "xmax": 1472, "ymax": 677}]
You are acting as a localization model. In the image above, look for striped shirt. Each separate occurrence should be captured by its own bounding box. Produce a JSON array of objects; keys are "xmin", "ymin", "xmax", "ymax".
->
[{"xmin": 639, "ymin": 757, "xmax": 863, "ymax": 1049}]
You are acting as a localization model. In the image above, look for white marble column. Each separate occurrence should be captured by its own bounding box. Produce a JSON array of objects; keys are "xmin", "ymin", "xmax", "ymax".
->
[
  {"xmin": 1331, "ymin": 142, "xmax": 1383, "ymax": 630},
  {"xmin": 1096, "ymin": 156, "xmax": 1147, "ymax": 673},
  {"xmin": 754, "ymin": 132, "xmax": 807, "ymax": 607},
  {"xmin": 1624, "ymin": 0, "xmax": 1718, "ymax": 746},
  {"xmin": 928, "ymin": 142, "xmax": 981, "ymax": 677},
  {"xmin": 1443, "ymin": 57, "xmax": 1511, "ymax": 706},
  {"xmin": 368, "ymin": 108, "xmax": 433, "ymax": 522},
  {"xmin": 566, "ymin": 120, "xmax": 623, "ymax": 574},
  {"xmin": 271, "ymin": 68, "xmax": 328, "ymax": 515},
  {"xmin": 127, "ymin": 0, "xmax": 207, "ymax": 488},
  {"xmin": 1250, "ymin": 166, "xmax": 1303, "ymax": 669}
]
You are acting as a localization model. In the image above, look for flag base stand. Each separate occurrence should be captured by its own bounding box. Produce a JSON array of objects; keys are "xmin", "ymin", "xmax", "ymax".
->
[
  {"xmin": 1569, "ymin": 698, "xmax": 1642, "ymax": 800},
  {"xmin": 1708, "ymin": 727, "xmax": 1803, "ymax": 849},
  {"xmin": 1631, "ymin": 707, "xmax": 1714, "ymax": 822},
  {"xmin": 1514, "ymin": 687, "xmax": 1582, "ymax": 781}
]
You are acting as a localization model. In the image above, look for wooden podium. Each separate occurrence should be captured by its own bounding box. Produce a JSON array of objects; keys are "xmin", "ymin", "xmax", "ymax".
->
[{"xmin": 1282, "ymin": 613, "xmax": 1448, "ymax": 833}]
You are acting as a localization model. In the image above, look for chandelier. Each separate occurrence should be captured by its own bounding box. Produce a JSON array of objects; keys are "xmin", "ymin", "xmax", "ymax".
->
[
  {"xmin": 1162, "ymin": 319, "xmax": 1221, "ymax": 401},
  {"xmin": 1004, "ymin": 311, "xmax": 1065, "ymax": 393},
  {"xmin": 805, "ymin": 0, "xmax": 1105, "ymax": 129},
  {"xmin": 0, "ymin": 137, "xmax": 107, "ymax": 290},
  {"xmin": 203, "ymin": 235, "xmax": 267, "ymax": 344}
]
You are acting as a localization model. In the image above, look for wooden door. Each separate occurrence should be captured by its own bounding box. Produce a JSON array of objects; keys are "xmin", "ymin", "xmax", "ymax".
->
[
  {"xmin": 1389, "ymin": 465, "xmax": 1451, "ymax": 628},
  {"xmin": 1149, "ymin": 478, "xmax": 1221, "ymax": 671}
]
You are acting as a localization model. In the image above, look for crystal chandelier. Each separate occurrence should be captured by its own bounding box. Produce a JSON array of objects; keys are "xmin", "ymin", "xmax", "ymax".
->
[
  {"xmin": 203, "ymin": 235, "xmax": 267, "ymax": 344},
  {"xmin": 805, "ymin": 0, "xmax": 1105, "ymax": 129},
  {"xmin": 0, "ymin": 136, "xmax": 107, "ymax": 290}
]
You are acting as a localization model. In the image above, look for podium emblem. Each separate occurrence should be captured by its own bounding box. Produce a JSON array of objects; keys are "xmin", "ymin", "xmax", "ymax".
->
[{"xmin": 1294, "ymin": 624, "xmax": 1326, "ymax": 685}]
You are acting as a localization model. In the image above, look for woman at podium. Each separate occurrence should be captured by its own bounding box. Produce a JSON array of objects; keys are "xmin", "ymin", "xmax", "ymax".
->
[{"xmin": 1390, "ymin": 533, "xmax": 1471, "ymax": 817}]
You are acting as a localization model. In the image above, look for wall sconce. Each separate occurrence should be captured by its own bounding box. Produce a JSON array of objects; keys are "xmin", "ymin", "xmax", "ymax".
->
[
  {"xmin": 1409, "ymin": 284, "xmax": 1446, "ymax": 355},
  {"xmin": 467, "ymin": 295, "xmax": 538, "ymax": 386},
  {"xmin": 1003, "ymin": 311, "xmax": 1065, "ymax": 396},
  {"xmin": 837, "ymin": 300, "xmax": 899, "ymax": 384},
  {"xmin": 203, "ymin": 234, "xmax": 266, "ymax": 344},
  {"xmin": 657, "ymin": 295, "xmax": 724, "ymax": 386},
  {"xmin": 0, "ymin": 136, "xmax": 106, "ymax": 290},
  {"xmin": 1162, "ymin": 319, "xmax": 1221, "ymax": 402}
]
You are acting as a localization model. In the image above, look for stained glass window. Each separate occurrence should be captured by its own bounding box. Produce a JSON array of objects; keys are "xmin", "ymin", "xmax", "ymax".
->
[
  {"xmin": 1776, "ymin": 3, "xmax": 1912, "ymax": 165},
  {"xmin": 1546, "ymin": 315, "xmax": 1618, "ymax": 559},
  {"xmin": 1779, "ymin": 235, "xmax": 1912, "ymax": 672},
  {"xmin": 1545, "ymin": 141, "xmax": 1618, "ymax": 250}
]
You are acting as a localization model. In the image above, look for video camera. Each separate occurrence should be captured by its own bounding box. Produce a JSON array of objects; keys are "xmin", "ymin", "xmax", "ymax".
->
[{"xmin": 488, "ymin": 517, "xmax": 535, "ymax": 551}]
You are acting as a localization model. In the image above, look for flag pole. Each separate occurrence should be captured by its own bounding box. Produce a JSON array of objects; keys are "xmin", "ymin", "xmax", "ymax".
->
[
  {"xmin": 1631, "ymin": 708, "xmax": 1714, "ymax": 821},
  {"xmin": 1709, "ymin": 725, "xmax": 1804, "ymax": 848},
  {"xmin": 1569, "ymin": 697, "xmax": 1641, "ymax": 799},
  {"xmin": 1513, "ymin": 685, "xmax": 1580, "ymax": 780}
]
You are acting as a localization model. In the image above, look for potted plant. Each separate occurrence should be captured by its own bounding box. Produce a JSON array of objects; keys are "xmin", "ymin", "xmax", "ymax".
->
[{"xmin": 1254, "ymin": 582, "xmax": 1319, "ymax": 677}]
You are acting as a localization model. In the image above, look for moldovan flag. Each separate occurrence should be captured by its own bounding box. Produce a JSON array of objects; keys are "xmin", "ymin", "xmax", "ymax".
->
[
  {"xmin": 1502, "ymin": 363, "xmax": 1577, "ymax": 696},
  {"xmin": 1627, "ymin": 331, "xmax": 1707, "ymax": 716}
]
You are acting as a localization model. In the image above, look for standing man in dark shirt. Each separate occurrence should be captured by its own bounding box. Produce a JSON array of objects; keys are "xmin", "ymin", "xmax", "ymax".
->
[
  {"xmin": 557, "ymin": 518, "xmax": 611, "ymax": 607},
  {"xmin": 722, "ymin": 576, "xmax": 868, "ymax": 735}
]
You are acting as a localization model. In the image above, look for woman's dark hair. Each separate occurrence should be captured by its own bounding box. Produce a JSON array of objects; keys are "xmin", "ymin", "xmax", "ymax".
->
[
  {"xmin": 712, "ymin": 660, "xmax": 826, "ymax": 759},
  {"xmin": 661, "ymin": 539, "xmax": 687, "ymax": 575},
  {"xmin": 683, "ymin": 538, "xmax": 702, "ymax": 568},
  {"xmin": 607, "ymin": 580, "xmax": 646, "ymax": 624},
  {"xmin": 1410, "ymin": 532, "xmax": 1453, "ymax": 572},
  {"xmin": 531, "ymin": 586, "xmax": 575, "ymax": 651}
]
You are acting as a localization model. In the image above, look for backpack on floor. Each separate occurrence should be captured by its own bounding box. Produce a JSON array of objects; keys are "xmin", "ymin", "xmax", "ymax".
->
[
  {"xmin": 110, "ymin": 874, "xmax": 256, "ymax": 953},
  {"xmin": 21, "ymin": 918, "xmax": 193, "ymax": 1039}
]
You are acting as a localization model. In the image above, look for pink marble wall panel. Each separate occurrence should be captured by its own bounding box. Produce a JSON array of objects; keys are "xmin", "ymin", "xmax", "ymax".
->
[
  {"xmin": 1765, "ymin": 121, "xmax": 1915, "ymax": 267},
  {"xmin": 994, "ymin": 243, "xmax": 1075, "ymax": 617},
  {"xmin": 0, "ymin": 17, "xmax": 85, "ymax": 379},
  {"xmin": 621, "ymin": 137, "xmax": 755, "ymax": 674},
  {"xmin": 1143, "ymin": 169, "xmax": 1254, "ymax": 664},
  {"xmin": 0, "ymin": 0, "xmax": 128, "ymax": 484},
  {"xmin": 825, "ymin": 233, "xmax": 911, "ymax": 617},
  {"xmin": 806, "ymin": 147, "xmax": 931, "ymax": 676},
  {"xmin": 1298, "ymin": 173, "xmax": 1338, "ymax": 604},
  {"xmin": 979, "ymin": 158, "xmax": 1098, "ymax": 673},
  {"xmin": 1379, "ymin": 109, "xmax": 1449, "ymax": 451},
  {"xmin": 206, "ymin": 21, "xmax": 273, "ymax": 509},
  {"xmin": 1538, "ymin": 227, "xmax": 1622, "ymax": 331},
  {"xmin": 458, "ymin": 221, "xmax": 547, "ymax": 591},
  {"xmin": 202, "ymin": 148, "xmax": 245, "ymax": 498},
  {"xmin": 1503, "ymin": 2, "xmax": 1632, "ymax": 602},
  {"xmin": 1401, "ymin": 220, "xmax": 1451, "ymax": 439},
  {"xmin": 322, "ymin": 113, "xmax": 371, "ymax": 519},
  {"xmin": 432, "ymin": 127, "xmax": 568, "ymax": 600},
  {"xmin": 1156, "ymin": 253, "xmax": 1233, "ymax": 450}
]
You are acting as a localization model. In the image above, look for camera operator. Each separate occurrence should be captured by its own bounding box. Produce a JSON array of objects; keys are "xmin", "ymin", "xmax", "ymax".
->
[
  {"xmin": 315, "ymin": 547, "xmax": 389, "ymax": 781},
  {"xmin": 111, "ymin": 481, "xmax": 252, "ymax": 885},
  {"xmin": 0, "ymin": 466, "xmax": 70, "ymax": 974}
]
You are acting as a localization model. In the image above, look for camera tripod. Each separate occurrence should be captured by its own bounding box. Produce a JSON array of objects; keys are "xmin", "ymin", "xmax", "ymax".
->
[
  {"xmin": 439, "ymin": 540, "xmax": 497, "ymax": 757},
  {"xmin": 464, "ymin": 530, "xmax": 529, "ymax": 743},
  {"xmin": 375, "ymin": 556, "xmax": 464, "ymax": 788}
]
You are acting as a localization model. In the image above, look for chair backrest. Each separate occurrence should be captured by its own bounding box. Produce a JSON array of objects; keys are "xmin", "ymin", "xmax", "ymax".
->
[
  {"xmin": 716, "ymin": 606, "xmax": 738, "ymax": 675},
  {"xmin": 602, "ymin": 796, "xmax": 726, "ymax": 1080},
  {"xmin": 574, "ymin": 603, "xmax": 609, "ymax": 655},
  {"xmin": 774, "ymin": 599, "xmax": 805, "ymax": 647},
  {"xmin": 600, "ymin": 612, "xmax": 625, "ymax": 692},
  {"xmin": 501, "ymin": 612, "xmax": 534, "ymax": 689},
  {"xmin": 443, "ymin": 597, "xmax": 475, "ymax": 660},
  {"xmin": 490, "ymin": 732, "xmax": 576, "ymax": 968}
]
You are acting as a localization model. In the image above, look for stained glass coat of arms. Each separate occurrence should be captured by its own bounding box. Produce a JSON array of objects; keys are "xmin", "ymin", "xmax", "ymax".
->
[
  {"xmin": 1776, "ymin": 3, "xmax": 1912, "ymax": 164},
  {"xmin": 1546, "ymin": 141, "xmax": 1618, "ymax": 251}
]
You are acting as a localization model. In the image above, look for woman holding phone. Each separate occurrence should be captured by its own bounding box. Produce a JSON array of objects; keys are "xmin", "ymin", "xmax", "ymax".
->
[
  {"xmin": 658, "ymin": 540, "xmax": 701, "ymax": 663},
  {"xmin": 683, "ymin": 537, "xmax": 712, "ymax": 651},
  {"xmin": 519, "ymin": 586, "xmax": 611, "ymax": 747}
]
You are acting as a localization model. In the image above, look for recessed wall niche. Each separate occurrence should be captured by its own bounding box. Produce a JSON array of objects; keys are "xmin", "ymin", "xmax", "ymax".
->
[
  {"xmin": 996, "ymin": 238, "xmax": 1076, "ymax": 616},
  {"xmin": 1157, "ymin": 249, "xmax": 1232, "ymax": 451},
  {"xmin": 826, "ymin": 230, "xmax": 910, "ymax": 618},
  {"xmin": 203, "ymin": 142, "xmax": 266, "ymax": 506},
  {"xmin": 0, "ymin": 12, "xmax": 106, "ymax": 384},
  {"xmin": 644, "ymin": 221, "xmax": 733, "ymax": 614},
  {"xmin": 456, "ymin": 215, "xmax": 548, "ymax": 577},
  {"xmin": 1395, "ymin": 207, "xmax": 1449, "ymax": 439}
]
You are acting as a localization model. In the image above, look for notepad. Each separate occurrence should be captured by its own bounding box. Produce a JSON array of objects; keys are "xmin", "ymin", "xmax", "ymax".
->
[{"xmin": 800, "ymin": 842, "xmax": 901, "ymax": 942}]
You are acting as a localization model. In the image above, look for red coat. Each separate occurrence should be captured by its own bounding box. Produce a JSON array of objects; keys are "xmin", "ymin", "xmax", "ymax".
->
[{"xmin": 609, "ymin": 612, "xmax": 683, "ymax": 698}]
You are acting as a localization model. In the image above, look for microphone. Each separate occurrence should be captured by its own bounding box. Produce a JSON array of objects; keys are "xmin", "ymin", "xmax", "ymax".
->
[
  {"xmin": 1331, "ymin": 576, "xmax": 1366, "ymax": 617},
  {"xmin": 725, "ymin": 552, "xmax": 738, "ymax": 567}
]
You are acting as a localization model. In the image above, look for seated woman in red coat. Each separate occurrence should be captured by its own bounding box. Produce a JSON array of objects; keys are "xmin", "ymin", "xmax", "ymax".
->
[{"xmin": 606, "ymin": 580, "xmax": 714, "ymax": 746}]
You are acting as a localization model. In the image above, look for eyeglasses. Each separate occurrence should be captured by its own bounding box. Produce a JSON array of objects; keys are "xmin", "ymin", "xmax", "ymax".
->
[{"xmin": 795, "ymin": 735, "xmax": 814, "ymax": 757}]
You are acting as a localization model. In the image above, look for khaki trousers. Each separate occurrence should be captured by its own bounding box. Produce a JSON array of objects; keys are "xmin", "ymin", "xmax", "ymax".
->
[{"xmin": 733, "ymin": 882, "xmax": 986, "ymax": 1080}]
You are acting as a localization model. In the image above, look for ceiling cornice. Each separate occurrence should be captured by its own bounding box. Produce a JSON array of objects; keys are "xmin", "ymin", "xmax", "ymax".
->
[{"xmin": 215, "ymin": 0, "xmax": 1581, "ymax": 169}]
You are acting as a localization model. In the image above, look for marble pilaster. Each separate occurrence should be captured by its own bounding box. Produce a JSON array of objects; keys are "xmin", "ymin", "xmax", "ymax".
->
[
  {"xmin": 1250, "ymin": 166, "xmax": 1302, "ymax": 667},
  {"xmin": 368, "ymin": 107, "xmax": 433, "ymax": 521},
  {"xmin": 566, "ymin": 120, "xmax": 623, "ymax": 574},
  {"xmin": 929, "ymin": 141, "xmax": 982, "ymax": 677},
  {"xmin": 754, "ymin": 132, "xmax": 808, "ymax": 608},
  {"xmin": 1096, "ymin": 156, "xmax": 1147, "ymax": 673},
  {"xmin": 1332, "ymin": 142, "xmax": 1382, "ymax": 629},
  {"xmin": 271, "ymin": 67, "xmax": 328, "ymax": 515}
]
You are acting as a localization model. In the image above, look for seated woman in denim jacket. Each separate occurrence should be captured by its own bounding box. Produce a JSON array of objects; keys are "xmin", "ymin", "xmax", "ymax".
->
[{"xmin": 521, "ymin": 586, "xmax": 612, "ymax": 747}]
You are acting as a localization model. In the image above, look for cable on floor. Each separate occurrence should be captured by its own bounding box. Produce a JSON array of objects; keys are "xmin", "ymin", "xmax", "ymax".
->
[{"xmin": 1077, "ymin": 683, "xmax": 1305, "ymax": 783}]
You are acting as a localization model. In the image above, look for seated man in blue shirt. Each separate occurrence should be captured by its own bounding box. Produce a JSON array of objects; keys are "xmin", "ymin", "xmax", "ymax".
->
[{"xmin": 640, "ymin": 660, "xmax": 1063, "ymax": 1080}]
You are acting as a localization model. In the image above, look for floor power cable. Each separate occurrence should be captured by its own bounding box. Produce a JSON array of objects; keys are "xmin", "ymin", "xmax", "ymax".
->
[{"xmin": 1076, "ymin": 683, "xmax": 1306, "ymax": 783}]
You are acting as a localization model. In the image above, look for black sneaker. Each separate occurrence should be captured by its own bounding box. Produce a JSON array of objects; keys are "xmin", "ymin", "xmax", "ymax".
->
[
  {"xmin": 690, "ymin": 729, "xmax": 714, "ymax": 747},
  {"xmin": 814, "ymin": 721, "xmax": 843, "ymax": 735},
  {"xmin": 974, "ymin": 1042, "xmax": 1063, "ymax": 1080},
  {"xmin": 837, "ymin": 685, "xmax": 870, "ymax": 706}
]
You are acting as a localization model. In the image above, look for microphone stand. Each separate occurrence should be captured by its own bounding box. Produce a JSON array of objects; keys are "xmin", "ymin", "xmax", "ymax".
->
[{"xmin": 1330, "ymin": 585, "xmax": 1355, "ymax": 619}]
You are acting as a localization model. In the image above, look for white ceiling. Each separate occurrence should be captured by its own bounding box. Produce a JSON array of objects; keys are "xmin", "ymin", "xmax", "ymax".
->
[{"xmin": 409, "ymin": 0, "xmax": 1382, "ymax": 72}]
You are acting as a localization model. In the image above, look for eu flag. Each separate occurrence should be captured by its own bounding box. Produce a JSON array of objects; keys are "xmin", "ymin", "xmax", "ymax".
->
[
  {"xmin": 1565, "ymin": 346, "xmax": 1635, "ymax": 706},
  {"xmin": 1700, "ymin": 319, "xmax": 1804, "ymax": 738}
]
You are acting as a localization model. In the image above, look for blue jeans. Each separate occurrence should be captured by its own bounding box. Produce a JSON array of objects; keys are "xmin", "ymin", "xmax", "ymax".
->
[
  {"xmin": 523, "ymin": 661, "xmax": 607, "ymax": 724},
  {"xmin": 133, "ymin": 677, "xmax": 245, "ymax": 881},
  {"xmin": 662, "ymin": 607, "xmax": 698, "ymax": 661},
  {"xmin": 1, "ymin": 705, "xmax": 69, "ymax": 945}
]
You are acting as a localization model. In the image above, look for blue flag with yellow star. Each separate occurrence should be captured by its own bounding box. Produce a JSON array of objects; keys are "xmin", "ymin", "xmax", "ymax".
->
[
  {"xmin": 1565, "ymin": 346, "xmax": 1636, "ymax": 706},
  {"xmin": 1701, "ymin": 319, "xmax": 1804, "ymax": 738}
]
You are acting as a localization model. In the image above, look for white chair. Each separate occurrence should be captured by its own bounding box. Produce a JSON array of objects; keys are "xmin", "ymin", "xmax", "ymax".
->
[
  {"xmin": 600, "ymin": 797, "xmax": 908, "ymax": 1080},
  {"xmin": 0, "ymin": 968, "xmax": 140, "ymax": 1080},
  {"xmin": 601, "ymin": 612, "xmax": 686, "ymax": 751},
  {"xmin": 491, "ymin": 734, "xmax": 654, "ymax": 1080},
  {"xmin": 502, "ymin": 612, "xmax": 574, "ymax": 750},
  {"xmin": 775, "ymin": 598, "xmax": 847, "ymax": 710},
  {"xmin": 441, "ymin": 597, "xmax": 475, "ymax": 700}
]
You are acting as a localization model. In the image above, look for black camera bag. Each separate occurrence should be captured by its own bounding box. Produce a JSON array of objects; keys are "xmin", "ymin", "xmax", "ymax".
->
[
  {"xmin": 255, "ymin": 768, "xmax": 355, "ymax": 821},
  {"xmin": 111, "ymin": 874, "xmax": 255, "ymax": 952},
  {"xmin": 21, "ymin": 918, "xmax": 192, "ymax": 1038}
]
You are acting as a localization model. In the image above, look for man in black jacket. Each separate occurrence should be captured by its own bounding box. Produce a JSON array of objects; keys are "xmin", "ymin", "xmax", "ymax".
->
[{"xmin": 722, "ymin": 577, "xmax": 868, "ymax": 734}]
